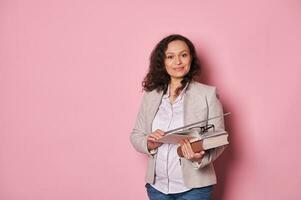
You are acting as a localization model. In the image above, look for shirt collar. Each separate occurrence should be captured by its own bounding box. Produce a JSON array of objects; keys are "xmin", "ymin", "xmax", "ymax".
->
[{"xmin": 162, "ymin": 82, "xmax": 189, "ymax": 102}]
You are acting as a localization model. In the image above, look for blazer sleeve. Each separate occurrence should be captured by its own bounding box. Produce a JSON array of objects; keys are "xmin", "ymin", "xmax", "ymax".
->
[
  {"xmin": 129, "ymin": 93, "xmax": 157, "ymax": 156},
  {"xmin": 193, "ymin": 87, "xmax": 228, "ymax": 169}
]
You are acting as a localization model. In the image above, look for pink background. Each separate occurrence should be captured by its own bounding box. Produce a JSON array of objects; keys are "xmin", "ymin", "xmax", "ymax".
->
[{"xmin": 1, "ymin": 0, "xmax": 300, "ymax": 199}]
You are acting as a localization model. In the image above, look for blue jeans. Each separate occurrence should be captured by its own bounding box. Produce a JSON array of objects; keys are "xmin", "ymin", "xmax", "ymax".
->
[{"xmin": 145, "ymin": 183, "xmax": 213, "ymax": 200}]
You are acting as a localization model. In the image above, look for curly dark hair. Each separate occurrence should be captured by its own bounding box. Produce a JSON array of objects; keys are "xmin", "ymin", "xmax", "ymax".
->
[{"xmin": 142, "ymin": 34, "xmax": 201, "ymax": 96}]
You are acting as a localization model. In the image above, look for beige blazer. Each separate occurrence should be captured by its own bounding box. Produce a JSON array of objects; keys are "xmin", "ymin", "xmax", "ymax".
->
[{"xmin": 130, "ymin": 81, "xmax": 228, "ymax": 188}]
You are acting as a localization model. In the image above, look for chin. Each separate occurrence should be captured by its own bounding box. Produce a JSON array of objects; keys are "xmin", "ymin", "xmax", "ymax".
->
[{"xmin": 170, "ymin": 73, "xmax": 188, "ymax": 80}]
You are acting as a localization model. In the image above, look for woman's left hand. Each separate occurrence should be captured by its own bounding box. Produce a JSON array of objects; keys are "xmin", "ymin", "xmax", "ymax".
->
[{"xmin": 179, "ymin": 139, "xmax": 205, "ymax": 163}]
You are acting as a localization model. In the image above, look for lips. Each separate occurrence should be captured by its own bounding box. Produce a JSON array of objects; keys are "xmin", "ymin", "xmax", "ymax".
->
[{"xmin": 173, "ymin": 67, "xmax": 184, "ymax": 71}]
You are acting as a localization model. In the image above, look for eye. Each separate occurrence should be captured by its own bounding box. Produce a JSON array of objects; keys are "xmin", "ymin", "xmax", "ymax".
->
[
  {"xmin": 182, "ymin": 53, "xmax": 188, "ymax": 58},
  {"xmin": 167, "ymin": 55, "xmax": 173, "ymax": 59}
]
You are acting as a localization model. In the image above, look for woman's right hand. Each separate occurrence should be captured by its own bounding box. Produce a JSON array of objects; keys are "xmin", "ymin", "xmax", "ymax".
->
[{"xmin": 147, "ymin": 129, "xmax": 165, "ymax": 151}]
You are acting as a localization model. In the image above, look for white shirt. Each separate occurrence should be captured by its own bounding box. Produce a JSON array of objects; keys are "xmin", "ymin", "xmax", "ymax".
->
[{"xmin": 150, "ymin": 83, "xmax": 191, "ymax": 194}]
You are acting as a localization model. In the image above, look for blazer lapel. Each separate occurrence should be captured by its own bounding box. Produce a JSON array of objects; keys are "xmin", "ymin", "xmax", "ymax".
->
[
  {"xmin": 183, "ymin": 82, "xmax": 204, "ymax": 137},
  {"xmin": 146, "ymin": 90, "xmax": 164, "ymax": 133},
  {"xmin": 183, "ymin": 83, "xmax": 195, "ymax": 126}
]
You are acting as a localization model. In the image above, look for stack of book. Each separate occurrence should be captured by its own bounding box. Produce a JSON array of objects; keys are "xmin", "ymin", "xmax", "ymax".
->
[
  {"xmin": 155, "ymin": 113, "xmax": 230, "ymax": 157},
  {"xmin": 176, "ymin": 130, "xmax": 228, "ymax": 157}
]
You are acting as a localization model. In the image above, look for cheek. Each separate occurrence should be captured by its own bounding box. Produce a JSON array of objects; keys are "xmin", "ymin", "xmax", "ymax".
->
[
  {"xmin": 185, "ymin": 57, "xmax": 192, "ymax": 65},
  {"xmin": 184, "ymin": 62, "xmax": 191, "ymax": 71},
  {"xmin": 164, "ymin": 62, "xmax": 173, "ymax": 71},
  {"xmin": 165, "ymin": 66, "xmax": 173, "ymax": 75},
  {"xmin": 185, "ymin": 59, "xmax": 192, "ymax": 70}
]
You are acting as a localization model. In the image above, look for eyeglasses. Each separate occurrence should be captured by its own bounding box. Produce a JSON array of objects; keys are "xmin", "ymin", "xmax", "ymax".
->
[{"xmin": 186, "ymin": 124, "xmax": 215, "ymax": 134}]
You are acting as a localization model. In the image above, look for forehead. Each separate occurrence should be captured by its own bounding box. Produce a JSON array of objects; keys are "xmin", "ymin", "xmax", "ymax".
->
[{"xmin": 165, "ymin": 40, "xmax": 190, "ymax": 54}]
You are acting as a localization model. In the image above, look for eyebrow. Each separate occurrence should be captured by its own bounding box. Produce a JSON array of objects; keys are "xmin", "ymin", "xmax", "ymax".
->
[{"xmin": 165, "ymin": 50, "xmax": 189, "ymax": 55}]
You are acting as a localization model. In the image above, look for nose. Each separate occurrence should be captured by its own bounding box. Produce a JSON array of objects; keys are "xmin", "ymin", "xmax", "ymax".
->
[{"xmin": 174, "ymin": 55, "xmax": 182, "ymax": 65}]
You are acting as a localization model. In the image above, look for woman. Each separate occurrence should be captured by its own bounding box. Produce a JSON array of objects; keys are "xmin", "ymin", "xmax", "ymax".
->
[{"xmin": 130, "ymin": 34, "xmax": 227, "ymax": 200}]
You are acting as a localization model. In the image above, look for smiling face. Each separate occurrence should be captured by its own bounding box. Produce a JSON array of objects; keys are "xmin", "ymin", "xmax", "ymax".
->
[{"xmin": 164, "ymin": 40, "xmax": 192, "ymax": 82}]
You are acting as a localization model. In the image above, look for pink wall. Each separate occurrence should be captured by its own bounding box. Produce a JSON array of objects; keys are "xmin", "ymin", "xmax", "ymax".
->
[{"xmin": 1, "ymin": 0, "xmax": 300, "ymax": 199}]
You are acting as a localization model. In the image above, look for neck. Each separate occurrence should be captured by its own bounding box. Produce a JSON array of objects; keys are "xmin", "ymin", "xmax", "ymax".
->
[{"xmin": 169, "ymin": 78, "xmax": 183, "ymax": 94}]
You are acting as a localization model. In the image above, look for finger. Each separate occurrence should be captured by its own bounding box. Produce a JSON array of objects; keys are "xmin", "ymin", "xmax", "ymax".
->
[
  {"xmin": 148, "ymin": 135, "xmax": 163, "ymax": 145},
  {"xmin": 156, "ymin": 129, "xmax": 165, "ymax": 136},
  {"xmin": 194, "ymin": 151, "xmax": 205, "ymax": 161},
  {"xmin": 147, "ymin": 134, "xmax": 159, "ymax": 141},
  {"xmin": 185, "ymin": 140, "xmax": 194, "ymax": 154},
  {"xmin": 154, "ymin": 132, "xmax": 163, "ymax": 139},
  {"xmin": 182, "ymin": 142, "xmax": 188, "ymax": 158},
  {"xmin": 181, "ymin": 145, "xmax": 187, "ymax": 158},
  {"xmin": 147, "ymin": 136, "xmax": 156, "ymax": 142},
  {"xmin": 183, "ymin": 140, "xmax": 193, "ymax": 159},
  {"xmin": 183, "ymin": 142, "xmax": 192, "ymax": 159},
  {"xmin": 149, "ymin": 133, "xmax": 160, "ymax": 140},
  {"xmin": 156, "ymin": 130, "xmax": 165, "ymax": 137},
  {"xmin": 196, "ymin": 151, "xmax": 205, "ymax": 159},
  {"xmin": 194, "ymin": 152, "xmax": 202, "ymax": 159},
  {"xmin": 181, "ymin": 139, "xmax": 187, "ymax": 145}
]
